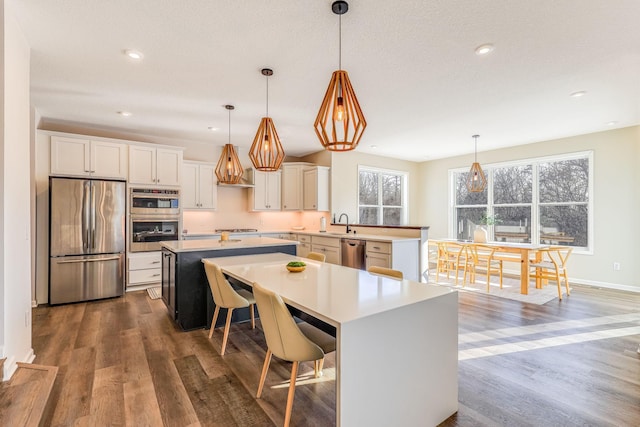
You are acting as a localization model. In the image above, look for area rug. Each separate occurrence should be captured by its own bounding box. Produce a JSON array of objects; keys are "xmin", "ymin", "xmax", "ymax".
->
[
  {"xmin": 428, "ymin": 272, "xmax": 569, "ymax": 305},
  {"xmin": 146, "ymin": 286, "xmax": 162, "ymax": 300}
]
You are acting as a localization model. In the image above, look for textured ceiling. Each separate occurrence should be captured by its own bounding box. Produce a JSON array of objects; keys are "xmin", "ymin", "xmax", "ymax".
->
[{"xmin": 9, "ymin": 0, "xmax": 640, "ymax": 161}]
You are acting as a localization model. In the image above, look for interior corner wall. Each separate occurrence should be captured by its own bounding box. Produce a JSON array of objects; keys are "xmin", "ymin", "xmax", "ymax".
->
[
  {"xmin": 329, "ymin": 151, "xmax": 421, "ymax": 224},
  {"xmin": 2, "ymin": 0, "xmax": 34, "ymax": 379},
  {"xmin": 418, "ymin": 126, "xmax": 640, "ymax": 291}
]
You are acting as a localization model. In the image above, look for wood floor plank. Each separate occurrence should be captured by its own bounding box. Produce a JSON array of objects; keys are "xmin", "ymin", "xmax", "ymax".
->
[{"xmin": 28, "ymin": 286, "xmax": 640, "ymax": 427}]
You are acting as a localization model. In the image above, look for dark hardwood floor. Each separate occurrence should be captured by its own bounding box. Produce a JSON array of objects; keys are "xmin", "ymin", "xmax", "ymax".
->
[{"xmin": 31, "ymin": 284, "xmax": 640, "ymax": 426}]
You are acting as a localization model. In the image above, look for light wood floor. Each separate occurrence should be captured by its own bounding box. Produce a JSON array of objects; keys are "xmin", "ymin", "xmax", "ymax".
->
[{"xmin": 30, "ymin": 284, "xmax": 640, "ymax": 426}]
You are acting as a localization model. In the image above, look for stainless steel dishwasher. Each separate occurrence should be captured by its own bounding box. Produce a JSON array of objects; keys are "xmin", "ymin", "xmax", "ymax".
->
[{"xmin": 341, "ymin": 238, "xmax": 366, "ymax": 270}]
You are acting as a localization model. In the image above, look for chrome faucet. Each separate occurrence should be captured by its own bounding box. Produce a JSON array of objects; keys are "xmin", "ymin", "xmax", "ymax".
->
[{"xmin": 338, "ymin": 213, "xmax": 351, "ymax": 234}]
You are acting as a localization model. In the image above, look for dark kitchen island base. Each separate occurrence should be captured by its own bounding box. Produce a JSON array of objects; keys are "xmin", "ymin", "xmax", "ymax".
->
[{"xmin": 160, "ymin": 238, "xmax": 297, "ymax": 331}]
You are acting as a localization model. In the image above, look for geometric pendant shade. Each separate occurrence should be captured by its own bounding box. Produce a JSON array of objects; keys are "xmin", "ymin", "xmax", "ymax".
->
[
  {"xmin": 314, "ymin": 1, "xmax": 366, "ymax": 151},
  {"xmin": 314, "ymin": 70, "xmax": 367, "ymax": 151},
  {"xmin": 215, "ymin": 105, "xmax": 244, "ymax": 184},
  {"xmin": 250, "ymin": 68, "xmax": 285, "ymax": 171},
  {"xmin": 466, "ymin": 135, "xmax": 487, "ymax": 192},
  {"xmin": 216, "ymin": 143, "xmax": 244, "ymax": 184}
]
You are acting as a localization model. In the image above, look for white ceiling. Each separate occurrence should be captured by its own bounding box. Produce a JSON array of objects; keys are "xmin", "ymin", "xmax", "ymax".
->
[{"xmin": 10, "ymin": 0, "xmax": 640, "ymax": 161}]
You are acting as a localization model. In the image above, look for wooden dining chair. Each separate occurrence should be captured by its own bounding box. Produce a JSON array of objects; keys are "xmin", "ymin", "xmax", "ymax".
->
[
  {"xmin": 306, "ymin": 252, "xmax": 326, "ymax": 262},
  {"xmin": 367, "ymin": 265, "xmax": 403, "ymax": 279},
  {"xmin": 436, "ymin": 241, "xmax": 471, "ymax": 285},
  {"xmin": 203, "ymin": 260, "xmax": 256, "ymax": 355},
  {"xmin": 467, "ymin": 244, "xmax": 503, "ymax": 291},
  {"xmin": 253, "ymin": 281, "xmax": 336, "ymax": 427},
  {"xmin": 529, "ymin": 246, "xmax": 572, "ymax": 300}
]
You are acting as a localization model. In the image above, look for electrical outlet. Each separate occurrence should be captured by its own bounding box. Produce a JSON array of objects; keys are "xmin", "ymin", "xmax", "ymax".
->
[{"xmin": 613, "ymin": 262, "xmax": 621, "ymax": 271}]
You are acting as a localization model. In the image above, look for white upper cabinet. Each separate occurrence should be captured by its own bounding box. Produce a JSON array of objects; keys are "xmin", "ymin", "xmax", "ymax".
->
[
  {"xmin": 249, "ymin": 168, "xmax": 281, "ymax": 211},
  {"xmin": 182, "ymin": 161, "xmax": 217, "ymax": 209},
  {"xmin": 129, "ymin": 145, "xmax": 182, "ymax": 187},
  {"xmin": 281, "ymin": 163, "xmax": 306, "ymax": 210},
  {"xmin": 303, "ymin": 166, "xmax": 330, "ymax": 211},
  {"xmin": 51, "ymin": 136, "xmax": 128, "ymax": 180}
]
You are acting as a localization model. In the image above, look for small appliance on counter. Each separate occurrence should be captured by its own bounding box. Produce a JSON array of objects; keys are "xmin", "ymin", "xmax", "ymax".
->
[{"xmin": 320, "ymin": 216, "xmax": 327, "ymax": 232}]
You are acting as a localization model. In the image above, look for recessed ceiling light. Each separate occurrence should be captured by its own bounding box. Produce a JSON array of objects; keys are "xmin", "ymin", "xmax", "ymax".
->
[
  {"xmin": 370, "ymin": 145, "xmax": 377, "ymax": 149},
  {"xmin": 207, "ymin": 127, "xmax": 219, "ymax": 131},
  {"xmin": 124, "ymin": 49, "xmax": 143, "ymax": 60},
  {"xmin": 606, "ymin": 121, "xmax": 618, "ymax": 126},
  {"xmin": 570, "ymin": 91, "xmax": 587, "ymax": 98},
  {"xmin": 475, "ymin": 44, "xmax": 494, "ymax": 55},
  {"xmin": 117, "ymin": 111, "xmax": 132, "ymax": 117}
]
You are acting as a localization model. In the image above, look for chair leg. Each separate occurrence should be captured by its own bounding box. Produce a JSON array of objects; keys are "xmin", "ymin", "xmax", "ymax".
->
[
  {"xmin": 256, "ymin": 349, "xmax": 272, "ymax": 398},
  {"xmin": 220, "ymin": 308, "xmax": 234, "ymax": 355},
  {"xmin": 250, "ymin": 303, "xmax": 255, "ymax": 329},
  {"xmin": 564, "ymin": 272, "xmax": 571, "ymax": 296},
  {"xmin": 284, "ymin": 361, "xmax": 299, "ymax": 427},
  {"xmin": 499, "ymin": 262, "xmax": 503, "ymax": 288},
  {"xmin": 208, "ymin": 306, "xmax": 220, "ymax": 339},
  {"xmin": 555, "ymin": 271, "xmax": 562, "ymax": 300},
  {"xmin": 314, "ymin": 357, "xmax": 325, "ymax": 378}
]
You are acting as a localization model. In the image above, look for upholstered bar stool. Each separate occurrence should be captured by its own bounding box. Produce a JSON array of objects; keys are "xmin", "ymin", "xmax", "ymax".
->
[
  {"xmin": 203, "ymin": 260, "xmax": 256, "ymax": 355},
  {"xmin": 253, "ymin": 281, "xmax": 336, "ymax": 427}
]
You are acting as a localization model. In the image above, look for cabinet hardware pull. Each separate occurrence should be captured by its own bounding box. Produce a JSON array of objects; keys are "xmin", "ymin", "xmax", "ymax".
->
[
  {"xmin": 151, "ymin": 261, "xmax": 160, "ymax": 264},
  {"xmin": 151, "ymin": 273, "xmax": 161, "ymax": 277}
]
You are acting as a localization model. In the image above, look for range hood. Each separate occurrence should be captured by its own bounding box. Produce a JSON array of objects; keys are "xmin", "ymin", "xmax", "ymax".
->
[{"xmin": 216, "ymin": 175, "xmax": 254, "ymax": 188}]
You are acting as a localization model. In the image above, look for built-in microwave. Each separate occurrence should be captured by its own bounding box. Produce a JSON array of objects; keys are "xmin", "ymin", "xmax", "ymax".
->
[{"xmin": 130, "ymin": 188, "xmax": 180, "ymax": 215}]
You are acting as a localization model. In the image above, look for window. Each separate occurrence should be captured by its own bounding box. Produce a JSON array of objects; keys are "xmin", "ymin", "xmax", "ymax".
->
[
  {"xmin": 451, "ymin": 152, "xmax": 592, "ymax": 252},
  {"xmin": 358, "ymin": 166, "xmax": 407, "ymax": 225}
]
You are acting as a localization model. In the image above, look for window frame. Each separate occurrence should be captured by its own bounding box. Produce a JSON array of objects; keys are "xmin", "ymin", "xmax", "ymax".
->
[
  {"xmin": 357, "ymin": 165, "xmax": 408, "ymax": 226},
  {"xmin": 449, "ymin": 150, "xmax": 594, "ymax": 254}
]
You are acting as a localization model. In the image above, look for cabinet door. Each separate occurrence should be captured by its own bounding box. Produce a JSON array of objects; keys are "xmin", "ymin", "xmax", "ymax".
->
[
  {"xmin": 281, "ymin": 165, "xmax": 302, "ymax": 210},
  {"xmin": 129, "ymin": 146, "xmax": 157, "ymax": 185},
  {"xmin": 91, "ymin": 140, "xmax": 128, "ymax": 179},
  {"xmin": 156, "ymin": 148, "xmax": 182, "ymax": 187},
  {"xmin": 304, "ymin": 167, "xmax": 330, "ymax": 211},
  {"xmin": 50, "ymin": 136, "xmax": 91, "ymax": 176},
  {"xmin": 251, "ymin": 170, "xmax": 269, "ymax": 210},
  {"xmin": 265, "ymin": 171, "xmax": 281, "ymax": 210},
  {"xmin": 182, "ymin": 163, "xmax": 199, "ymax": 208},
  {"xmin": 303, "ymin": 168, "xmax": 318, "ymax": 210},
  {"xmin": 161, "ymin": 249, "xmax": 177, "ymax": 320},
  {"xmin": 197, "ymin": 164, "xmax": 217, "ymax": 209},
  {"xmin": 366, "ymin": 252, "xmax": 391, "ymax": 270},
  {"xmin": 312, "ymin": 244, "xmax": 341, "ymax": 265},
  {"xmin": 297, "ymin": 242, "xmax": 311, "ymax": 258}
]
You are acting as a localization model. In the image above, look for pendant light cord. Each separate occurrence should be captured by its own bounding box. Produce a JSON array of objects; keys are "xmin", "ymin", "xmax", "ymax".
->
[
  {"xmin": 266, "ymin": 74, "xmax": 269, "ymax": 118},
  {"xmin": 228, "ymin": 108, "xmax": 231, "ymax": 145},
  {"xmin": 338, "ymin": 13, "xmax": 342, "ymax": 70}
]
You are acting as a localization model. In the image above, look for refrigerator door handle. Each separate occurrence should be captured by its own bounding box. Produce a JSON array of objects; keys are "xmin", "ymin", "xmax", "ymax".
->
[
  {"xmin": 56, "ymin": 256, "xmax": 122, "ymax": 264},
  {"xmin": 90, "ymin": 181, "xmax": 96, "ymax": 250},
  {"xmin": 82, "ymin": 181, "xmax": 91, "ymax": 251}
]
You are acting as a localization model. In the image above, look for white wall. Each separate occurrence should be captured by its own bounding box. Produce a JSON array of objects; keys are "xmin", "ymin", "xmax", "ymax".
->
[
  {"xmin": 419, "ymin": 126, "xmax": 640, "ymax": 291},
  {"xmin": 329, "ymin": 150, "xmax": 421, "ymax": 224},
  {"xmin": 2, "ymin": 0, "xmax": 35, "ymax": 379}
]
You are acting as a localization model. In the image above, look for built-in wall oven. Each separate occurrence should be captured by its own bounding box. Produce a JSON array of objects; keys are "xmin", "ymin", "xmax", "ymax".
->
[{"xmin": 129, "ymin": 188, "xmax": 181, "ymax": 252}]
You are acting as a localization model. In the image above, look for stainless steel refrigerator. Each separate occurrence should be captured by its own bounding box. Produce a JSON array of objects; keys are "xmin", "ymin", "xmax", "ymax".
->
[{"xmin": 49, "ymin": 177, "xmax": 126, "ymax": 304}]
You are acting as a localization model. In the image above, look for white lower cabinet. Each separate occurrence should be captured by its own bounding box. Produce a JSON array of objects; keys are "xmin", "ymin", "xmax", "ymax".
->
[
  {"xmin": 127, "ymin": 251, "xmax": 162, "ymax": 287},
  {"xmin": 296, "ymin": 234, "xmax": 311, "ymax": 257},
  {"xmin": 365, "ymin": 240, "xmax": 419, "ymax": 281},
  {"xmin": 311, "ymin": 235, "xmax": 341, "ymax": 265}
]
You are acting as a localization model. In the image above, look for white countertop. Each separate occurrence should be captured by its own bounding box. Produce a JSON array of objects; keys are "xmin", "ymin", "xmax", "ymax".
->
[
  {"xmin": 207, "ymin": 252, "xmax": 453, "ymax": 326},
  {"xmin": 182, "ymin": 229, "xmax": 418, "ymax": 243},
  {"xmin": 160, "ymin": 237, "xmax": 298, "ymax": 253}
]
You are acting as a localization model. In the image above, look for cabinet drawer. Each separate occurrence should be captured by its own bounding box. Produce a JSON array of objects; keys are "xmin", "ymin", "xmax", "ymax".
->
[
  {"xmin": 297, "ymin": 242, "xmax": 311, "ymax": 257},
  {"xmin": 128, "ymin": 268, "xmax": 162, "ymax": 284},
  {"xmin": 311, "ymin": 245, "xmax": 341, "ymax": 265},
  {"xmin": 312, "ymin": 235, "xmax": 340, "ymax": 248},
  {"xmin": 298, "ymin": 234, "xmax": 311, "ymax": 243},
  {"xmin": 366, "ymin": 241, "xmax": 391, "ymax": 254},
  {"xmin": 128, "ymin": 252, "xmax": 162, "ymax": 270}
]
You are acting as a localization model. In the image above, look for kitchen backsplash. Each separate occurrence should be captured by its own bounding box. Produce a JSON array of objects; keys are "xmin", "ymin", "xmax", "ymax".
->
[{"xmin": 183, "ymin": 210, "xmax": 330, "ymax": 233}]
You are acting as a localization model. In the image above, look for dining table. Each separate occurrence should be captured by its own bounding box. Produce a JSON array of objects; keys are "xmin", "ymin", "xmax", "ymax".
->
[
  {"xmin": 435, "ymin": 239, "xmax": 549, "ymax": 294},
  {"xmin": 205, "ymin": 252, "xmax": 459, "ymax": 427}
]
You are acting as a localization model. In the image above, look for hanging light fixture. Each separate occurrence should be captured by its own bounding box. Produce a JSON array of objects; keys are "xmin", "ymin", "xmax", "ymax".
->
[
  {"xmin": 466, "ymin": 134, "xmax": 487, "ymax": 192},
  {"xmin": 314, "ymin": 0, "xmax": 366, "ymax": 151},
  {"xmin": 249, "ymin": 68, "xmax": 285, "ymax": 171},
  {"xmin": 215, "ymin": 105, "xmax": 244, "ymax": 184}
]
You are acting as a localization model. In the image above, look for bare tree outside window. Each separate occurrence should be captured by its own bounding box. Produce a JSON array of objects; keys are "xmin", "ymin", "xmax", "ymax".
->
[
  {"xmin": 359, "ymin": 168, "xmax": 406, "ymax": 225},
  {"xmin": 452, "ymin": 153, "xmax": 591, "ymax": 249}
]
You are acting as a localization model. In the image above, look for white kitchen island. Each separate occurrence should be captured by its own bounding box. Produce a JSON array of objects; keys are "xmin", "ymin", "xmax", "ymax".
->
[{"xmin": 207, "ymin": 252, "xmax": 458, "ymax": 427}]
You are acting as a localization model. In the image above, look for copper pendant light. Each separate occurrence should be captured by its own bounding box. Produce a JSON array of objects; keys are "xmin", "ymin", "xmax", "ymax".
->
[
  {"xmin": 466, "ymin": 135, "xmax": 487, "ymax": 192},
  {"xmin": 249, "ymin": 68, "xmax": 285, "ymax": 171},
  {"xmin": 314, "ymin": 0, "xmax": 366, "ymax": 151},
  {"xmin": 215, "ymin": 105, "xmax": 244, "ymax": 184}
]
